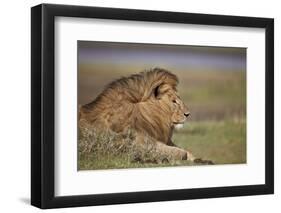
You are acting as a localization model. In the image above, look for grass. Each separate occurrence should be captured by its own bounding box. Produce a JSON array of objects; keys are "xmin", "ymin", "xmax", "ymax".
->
[
  {"xmin": 174, "ymin": 120, "xmax": 246, "ymax": 165},
  {"xmin": 78, "ymin": 121, "xmax": 195, "ymax": 170},
  {"xmin": 78, "ymin": 119, "xmax": 246, "ymax": 170}
]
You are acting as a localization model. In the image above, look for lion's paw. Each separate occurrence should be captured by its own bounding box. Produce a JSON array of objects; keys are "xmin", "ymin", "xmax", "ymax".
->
[{"xmin": 193, "ymin": 158, "xmax": 214, "ymax": 165}]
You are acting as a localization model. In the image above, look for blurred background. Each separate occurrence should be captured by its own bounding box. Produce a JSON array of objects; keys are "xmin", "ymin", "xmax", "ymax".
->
[
  {"xmin": 78, "ymin": 41, "xmax": 246, "ymax": 122},
  {"xmin": 78, "ymin": 41, "xmax": 246, "ymax": 165}
]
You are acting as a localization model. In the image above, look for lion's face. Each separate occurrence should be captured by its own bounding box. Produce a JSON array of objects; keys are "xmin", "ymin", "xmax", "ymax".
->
[{"xmin": 154, "ymin": 84, "xmax": 190, "ymax": 129}]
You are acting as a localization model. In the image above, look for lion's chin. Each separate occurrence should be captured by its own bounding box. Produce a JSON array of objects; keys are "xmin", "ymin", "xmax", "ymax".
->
[{"xmin": 174, "ymin": 123, "xmax": 184, "ymax": 130}]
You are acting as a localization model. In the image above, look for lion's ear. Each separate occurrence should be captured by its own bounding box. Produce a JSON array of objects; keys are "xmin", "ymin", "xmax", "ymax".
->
[{"xmin": 154, "ymin": 84, "xmax": 169, "ymax": 99}]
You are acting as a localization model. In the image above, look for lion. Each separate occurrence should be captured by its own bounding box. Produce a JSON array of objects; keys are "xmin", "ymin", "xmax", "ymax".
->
[{"xmin": 79, "ymin": 68, "xmax": 210, "ymax": 163}]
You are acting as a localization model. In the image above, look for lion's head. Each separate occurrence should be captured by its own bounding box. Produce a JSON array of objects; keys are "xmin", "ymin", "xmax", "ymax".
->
[
  {"xmin": 80, "ymin": 68, "xmax": 190, "ymax": 144},
  {"xmin": 152, "ymin": 82, "xmax": 190, "ymax": 129}
]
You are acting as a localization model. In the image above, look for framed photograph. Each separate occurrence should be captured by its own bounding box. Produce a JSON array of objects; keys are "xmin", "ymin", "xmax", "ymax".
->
[{"xmin": 31, "ymin": 3, "xmax": 274, "ymax": 209}]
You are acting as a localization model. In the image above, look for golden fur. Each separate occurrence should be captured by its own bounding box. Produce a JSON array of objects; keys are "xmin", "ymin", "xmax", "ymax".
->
[{"xmin": 79, "ymin": 68, "xmax": 190, "ymax": 146}]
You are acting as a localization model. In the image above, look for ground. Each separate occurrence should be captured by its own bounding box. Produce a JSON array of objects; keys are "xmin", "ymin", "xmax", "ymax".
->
[{"xmin": 78, "ymin": 119, "xmax": 246, "ymax": 170}]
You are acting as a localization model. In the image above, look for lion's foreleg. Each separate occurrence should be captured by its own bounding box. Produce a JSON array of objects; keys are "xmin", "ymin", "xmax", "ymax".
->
[
  {"xmin": 167, "ymin": 140, "xmax": 214, "ymax": 164},
  {"xmin": 167, "ymin": 140, "xmax": 195, "ymax": 161},
  {"xmin": 154, "ymin": 141, "xmax": 196, "ymax": 161},
  {"xmin": 134, "ymin": 134, "xmax": 194, "ymax": 162}
]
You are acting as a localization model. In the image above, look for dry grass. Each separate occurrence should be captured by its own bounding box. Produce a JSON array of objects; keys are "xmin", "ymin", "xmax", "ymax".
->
[
  {"xmin": 78, "ymin": 118, "xmax": 246, "ymax": 170},
  {"xmin": 78, "ymin": 120, "xmax": 195, "ymax": 170}
]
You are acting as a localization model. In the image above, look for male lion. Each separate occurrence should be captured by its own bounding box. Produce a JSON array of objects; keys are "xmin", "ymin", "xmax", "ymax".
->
[{"xmin": 79, "ymin": 68, "xmax": 208, "ymax": 163}]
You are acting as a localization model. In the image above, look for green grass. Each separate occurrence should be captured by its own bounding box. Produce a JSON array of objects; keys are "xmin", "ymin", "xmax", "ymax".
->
[
  {"xmin": 78, "ymin": 120, "xmax": 246, "ymax": 170},
  {"xmin": 173, "ymin": 120, "xmax": 246, "ymax": 165}
]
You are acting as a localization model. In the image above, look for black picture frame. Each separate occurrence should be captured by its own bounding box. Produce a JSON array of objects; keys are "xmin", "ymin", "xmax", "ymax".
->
[{"xmin": 31, "ymin": 3, "xmax": 274, "ymax": 209}]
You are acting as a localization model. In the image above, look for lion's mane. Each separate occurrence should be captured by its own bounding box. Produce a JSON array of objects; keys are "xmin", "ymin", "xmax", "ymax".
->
[{"xmin": 79, "ymin": 68, "xmax": 179, "ymax": 144}]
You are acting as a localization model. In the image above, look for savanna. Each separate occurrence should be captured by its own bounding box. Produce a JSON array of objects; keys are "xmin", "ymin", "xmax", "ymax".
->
[{"xmin": 78, "ymin": 41, "xmax": 246, "ymax": 170}]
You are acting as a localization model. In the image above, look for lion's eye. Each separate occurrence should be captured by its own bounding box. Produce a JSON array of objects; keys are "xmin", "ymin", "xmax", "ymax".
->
[{"xmin": 172, "ymin": 100, "xmax": 177, "ymax": 103}]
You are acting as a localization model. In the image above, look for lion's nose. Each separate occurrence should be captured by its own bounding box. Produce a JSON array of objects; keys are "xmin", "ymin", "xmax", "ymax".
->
[{"xmin": 184, "ymin": 112, "xmax": 190, "ymax": 117}]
